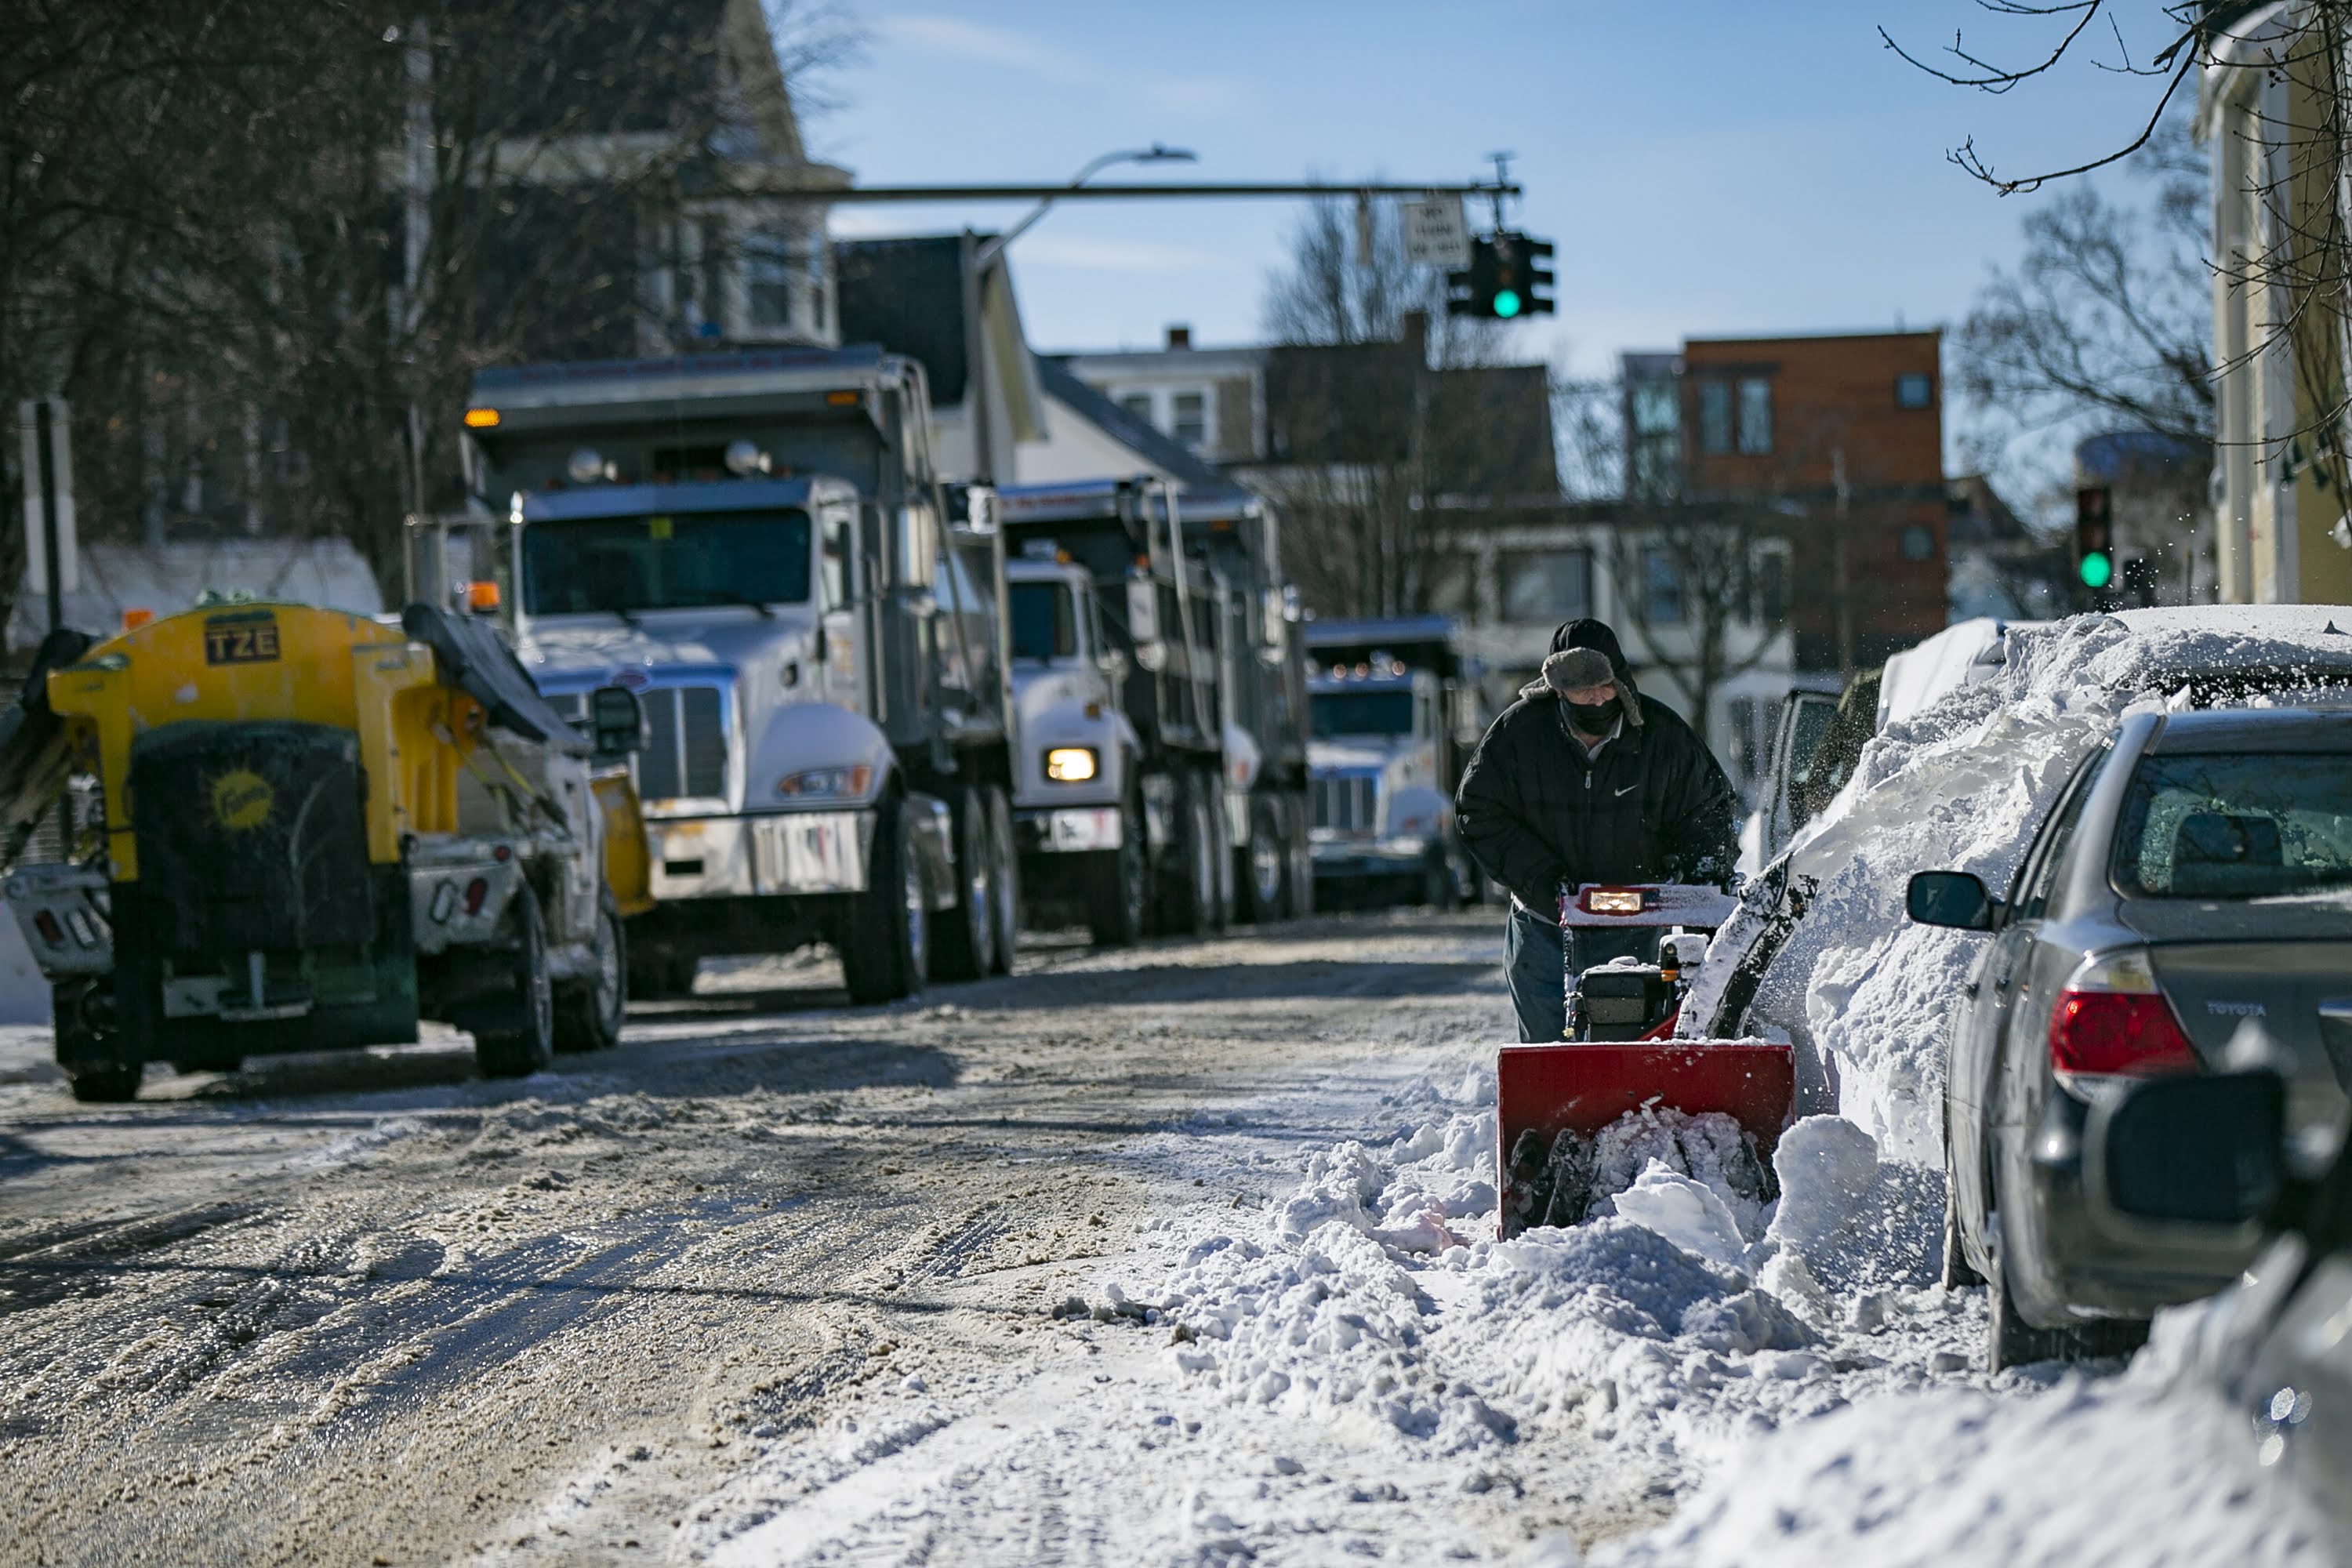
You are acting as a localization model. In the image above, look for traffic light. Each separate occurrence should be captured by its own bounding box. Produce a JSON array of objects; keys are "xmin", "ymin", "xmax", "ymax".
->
[
  {"xmin": 1446, "ymin": 241, "xmax": 1497, "ymax": 318},
  {"xmin": 1446, "ymin": 231, "xmax": 1557, "ymax": 318},
  {"xmin": 2074, "ymin": 485, "xmax": 2114, "ymax": 593}
]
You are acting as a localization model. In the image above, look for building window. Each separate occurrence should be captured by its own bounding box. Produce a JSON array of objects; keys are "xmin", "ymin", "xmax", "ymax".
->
[
  {"xmin": 1895, "ymin": 372, "xmax": 1933, "ymax": 410},
  {"xmin": 1736, "ymin": 376, "xmax": 1773, "ymax": 455},
  {"xmin": 1629, "ymin": 379, "xmax": 1678, "ymax": 437},
  {"xmin": 1501, "ymin": 548, "xmax": 1592, "ymax": 623},
  {"xmin": 1900, "ymin": 524, "xmax": 1936, "ymax": 561},
  {"xmin": 1628, "ymin": 377, "xmax": 1683, "ymax": 499},
  {"xmin": 1118, "ymin": 392, "xmax": 1153, "ymax": 424},
  {"xmin": 1171, "ymin": 390, "xmax": 1208, "ymax": 448},
  {"xmin": 744, "ymin": 229, "xmax": 796, "ymax": 333},
  {"xmin": 1642, "ymin": 548, "xmax": 1685, "ymax": 623},
  {"xmin": 1697, "ymin": 380, "xmax": 1733, "ymax": 455}
]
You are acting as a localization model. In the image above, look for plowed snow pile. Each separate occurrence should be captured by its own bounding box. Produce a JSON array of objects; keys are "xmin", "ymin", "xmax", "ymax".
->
[{"xmin": 1684, "ymin": 605, "xmax": 2352, "ymax": 1159}]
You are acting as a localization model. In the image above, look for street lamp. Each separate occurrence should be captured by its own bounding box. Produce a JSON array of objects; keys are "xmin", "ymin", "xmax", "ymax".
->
[
  {"xmin": 964, "ymin": 143, "xmax": 1197, "ymax": 483},
  {"xmin": 977, "ymin": 143, "xmax": 1199, "ymax": 269}
]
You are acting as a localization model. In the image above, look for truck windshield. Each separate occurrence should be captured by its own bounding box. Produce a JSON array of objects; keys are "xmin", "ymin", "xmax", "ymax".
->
[
  {"xmin": 1009, "ymin": 582, "xmax": 1078, "ymax": 660},
  {"xmin": 522, "ymin": 510, "xmax": 812, "ymax": 615},
  {"xmin": 1311, "ymin": 691, "xmax": 1414, "ymax": 739},
  {"xmin": 2112, "ymin": 751, "xmax": 2352, "ymax": 898}
]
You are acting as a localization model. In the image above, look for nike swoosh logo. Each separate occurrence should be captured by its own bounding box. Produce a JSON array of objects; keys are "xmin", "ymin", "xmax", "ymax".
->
[{"xmin": 1614, "ymin": 784, "xmax": 1638, "ymax": 797}]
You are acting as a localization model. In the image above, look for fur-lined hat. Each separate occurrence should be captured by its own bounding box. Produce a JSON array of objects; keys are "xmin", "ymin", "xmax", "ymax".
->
[{"xmin": 1517, "ymin": 645, "xmax": 1644, "ymax": 727}]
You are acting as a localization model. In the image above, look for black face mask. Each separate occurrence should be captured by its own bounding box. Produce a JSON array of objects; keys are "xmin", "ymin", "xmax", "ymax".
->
[{"xmin": 1564, "ymin": 699, "xmax": 1617, "ymax": 734}]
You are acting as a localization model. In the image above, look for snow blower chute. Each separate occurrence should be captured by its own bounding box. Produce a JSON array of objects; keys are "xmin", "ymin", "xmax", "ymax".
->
[{"xmin": 1496, "ymin": 884, "xmax": 1795, "ymax": 1238}]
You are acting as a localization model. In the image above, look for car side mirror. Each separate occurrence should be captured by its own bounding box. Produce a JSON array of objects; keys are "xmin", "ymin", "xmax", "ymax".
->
[
  {"xmin": 1906, "ymin": 869, "xmax": 1998, "ymax": 931},
  {"xmin": 2086, "ymin": 1070, "xmax": 2286, "ymax": 1232},
  {"xmin": 587, "ymin": 685, "xmax": 645, "ymax": 760}
]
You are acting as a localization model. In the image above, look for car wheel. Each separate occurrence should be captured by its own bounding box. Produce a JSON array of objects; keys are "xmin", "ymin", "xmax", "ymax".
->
[
  {"xmin": 1940, "ymin": 1180, "xmax": 1984, "ymax": 1290},
  {"xmin": 474, "ymin": 885, "xmax": 555, "ymax": 1080},
  {"xmin": 554, "ymin": 889, "xmax": 626, "ymax": 1053}
]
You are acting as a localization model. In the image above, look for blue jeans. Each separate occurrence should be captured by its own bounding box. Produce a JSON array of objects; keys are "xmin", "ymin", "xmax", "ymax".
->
[{"xmin": 1504, "ymin": 904, "xmax": 1657, "ymax": 1043}]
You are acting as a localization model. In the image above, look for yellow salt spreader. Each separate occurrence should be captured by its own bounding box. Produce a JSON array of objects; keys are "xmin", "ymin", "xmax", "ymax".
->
[{"xmin": 0, "ymin": 597, "xmax": 653, "ymax": 1100}]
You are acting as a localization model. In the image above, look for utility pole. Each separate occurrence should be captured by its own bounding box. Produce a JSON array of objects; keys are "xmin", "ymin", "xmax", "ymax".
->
[{"xmin": 18, "ymin": 397, "xmax": 75, "ymax": 633}]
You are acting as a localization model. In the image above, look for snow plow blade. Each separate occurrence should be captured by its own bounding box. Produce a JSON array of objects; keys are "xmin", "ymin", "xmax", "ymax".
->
[{"xmin": 1496, "ymin": 1040, "xmax": 1795, "ymax": 1239}]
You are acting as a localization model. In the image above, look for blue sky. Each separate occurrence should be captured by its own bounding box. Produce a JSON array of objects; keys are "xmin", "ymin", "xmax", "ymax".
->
[{"xmin": 812, "ymin": 2, "xmax": 2183, "ymax": 461}]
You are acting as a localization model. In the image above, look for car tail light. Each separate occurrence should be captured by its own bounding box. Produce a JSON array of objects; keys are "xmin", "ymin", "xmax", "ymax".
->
[
  {"xmin": 463, "ymin": 877, "xmax": 489, "ymax": 916},
  {"xmin": 2049, "ymin": 949, "xmax": 2195, "ymax": 1093},
  {"xmin": 32, "ymin": 910, "xmax": 64, "ymax": 947}
]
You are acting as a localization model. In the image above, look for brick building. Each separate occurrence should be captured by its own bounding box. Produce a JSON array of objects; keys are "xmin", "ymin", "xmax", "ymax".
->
[{"xmin": 1625, "ymin": 330, "xmax": 1947, "ymax": 673}]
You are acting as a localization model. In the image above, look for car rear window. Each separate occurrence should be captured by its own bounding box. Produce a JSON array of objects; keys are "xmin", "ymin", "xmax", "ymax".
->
[{"xmin": 2114, "ymin": 751, "xmax": 2352, "ymax": 898}]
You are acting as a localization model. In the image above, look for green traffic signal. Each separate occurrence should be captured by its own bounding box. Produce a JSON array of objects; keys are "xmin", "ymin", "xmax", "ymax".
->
[
  {"xmin": 2078, "ymin": 551, "xmax": 2114, "ymax": 590},
  {"xmin": 1493, "ymin": 289, "xmax": 1522, "ymax": 318}
]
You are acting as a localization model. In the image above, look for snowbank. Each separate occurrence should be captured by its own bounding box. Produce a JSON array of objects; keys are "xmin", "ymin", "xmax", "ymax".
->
[
  {"xmin": 1141, "ymin": 1075, "xmax": 1950, "ymax": 1506},
  {"xmin": 1127, "ymin": 1067, "xmax": 2324, "ymax": 1563},
  {"xmin": 1604, "ymin": 1303, "xmax": 2336, "ymax": 1568},
  {"xmin": 1684, "ymin": 607, "xmax": 2352, "ymax": 1160}
]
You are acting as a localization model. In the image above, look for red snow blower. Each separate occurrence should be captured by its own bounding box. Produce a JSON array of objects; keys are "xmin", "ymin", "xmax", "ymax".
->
[{"xmin": 1496, "ymin": 884, "xmax": 1795, "ymax": 1238}]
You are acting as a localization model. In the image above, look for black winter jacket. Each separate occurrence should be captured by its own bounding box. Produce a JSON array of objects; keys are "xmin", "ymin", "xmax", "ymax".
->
[{"xmin": 1454, "ymin": 622, "xmax": 1740, "ymax": 912}]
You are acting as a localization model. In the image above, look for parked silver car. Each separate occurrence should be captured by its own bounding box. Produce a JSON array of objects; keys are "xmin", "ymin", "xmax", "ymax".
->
[{"xmin": 1907, "ymin": 706, "xmax": 2352, "ymax": 1370}]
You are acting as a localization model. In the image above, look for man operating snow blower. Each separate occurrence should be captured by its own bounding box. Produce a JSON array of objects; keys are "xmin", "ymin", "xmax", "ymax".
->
[{"xmin": 1455, "ymin": 619, "xmax": 1740, "ymax": 1043}]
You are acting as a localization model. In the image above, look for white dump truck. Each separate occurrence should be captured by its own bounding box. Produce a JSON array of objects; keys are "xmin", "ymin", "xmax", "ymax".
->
[
  {"xmin": 462, "ymin": 347, "xmax": 1018, "ymax": 1004},
  {"xmin": 1301, "ymin": 615, "xmax": 1479, "ymax": 908}
]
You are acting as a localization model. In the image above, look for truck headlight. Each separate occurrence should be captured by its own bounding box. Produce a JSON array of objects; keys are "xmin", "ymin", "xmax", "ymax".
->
[
  {"xmin": 778, "ymin": 764, "xmax": 873, "ymax": 799},
  {"xmin": 1044, "ymin": 746, "xmax": 1098, "ymax": 782}
]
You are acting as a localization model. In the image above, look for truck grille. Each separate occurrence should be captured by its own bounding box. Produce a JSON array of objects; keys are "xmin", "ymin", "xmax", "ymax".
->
[
  {"xmin": 1312, "ymin": 775, "xmax": 1379, "ymax": 836},
  {"xmin": 550, "ymin": 684, "xmax": 729, "ymax": 802}
]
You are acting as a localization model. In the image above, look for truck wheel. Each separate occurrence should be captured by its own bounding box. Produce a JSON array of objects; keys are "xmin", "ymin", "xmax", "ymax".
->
[
  {"xmin": 1422, "ymin": 853, "xmax": 1459, "ymax": 910},
  {"xmin": 984, "ymin": 786, "xmax": 1018, "ymax": 974},
  {"xmin": 628, "ymin": 949, "xmax": 697, "ymax": 1001},
  {"xmin": 1085, "ymin": 792, "xmax": 1147, "ymax": 948},
  {"xmin": 55, "ymin": 979, "xmax": 142, "ymax": 1103},
  {"xmin": 1203, "ymin": 777, "xmax": 1233, "ymax": 933},
  {"xmin": 1156, "ymin": 779, "xmax": 1217, "ymax": 936},
  {"xmin": 474, "ymin": 885, "xmax": 554, "ymax": 1080},
  {"xmin": 842, "ymin": 793, "xmax": 927, "ymax": 1004},
  {"xmin": 931, "ymin": 786, "xmax": 1000, "ymax": 982},
  {"xmin": 1289, "ymin": 810, "xmax": 1316, "ymax": 917},
  {"xmin": 1241, "ymin": 798, "xmax": 1287, "ymax": 922},
  {"xmin": 554, "ymin": 889, "xmax": 626, "ymax": 1053}
]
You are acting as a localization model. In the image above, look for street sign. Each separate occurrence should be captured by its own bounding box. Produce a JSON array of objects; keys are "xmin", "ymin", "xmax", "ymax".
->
[
  {"xmin": 17, "ymin": 397, "xmax": 78, "ymax": 626},
  {"xmin": 1401, "ymin": 196, "xmax": 1470, "ymax": 268}
]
